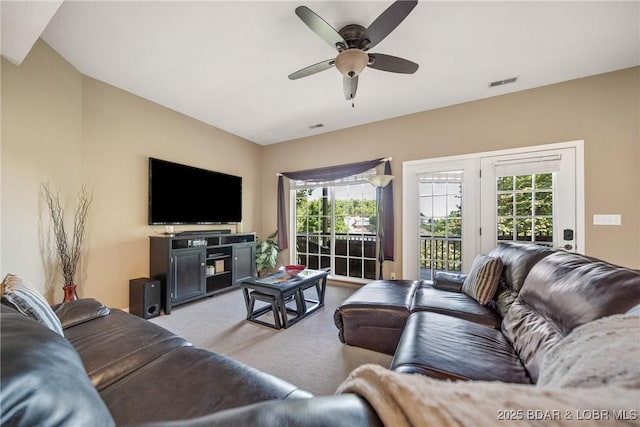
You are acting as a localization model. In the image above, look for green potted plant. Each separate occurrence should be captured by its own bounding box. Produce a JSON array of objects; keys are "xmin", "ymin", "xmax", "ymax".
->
[{"xmin": 255, "ymin": 230, "xmax": 280, "ymax": 277}]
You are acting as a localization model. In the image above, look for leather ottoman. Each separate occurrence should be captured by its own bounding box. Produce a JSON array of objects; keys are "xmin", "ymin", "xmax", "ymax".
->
[{"xmin": 334, "ymin": 280, "xmax": 419, "ymax": 355}]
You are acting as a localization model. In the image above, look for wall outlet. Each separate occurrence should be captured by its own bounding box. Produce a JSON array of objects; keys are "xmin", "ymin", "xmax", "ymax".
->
[
  {"xmin": 390, "ymin": 272, "xmax": 396, "ymax": 280},
  {"xmin": 593, "ymin": 214, "xmax": 622, "ymax": 225}
]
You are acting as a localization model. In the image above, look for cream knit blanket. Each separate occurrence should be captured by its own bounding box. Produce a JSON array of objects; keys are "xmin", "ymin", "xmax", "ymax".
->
[
  {"xmin": 337, "ymin": 315, "xmax": 640, "ymax": 427},
  {"xmin": 537, "ymin": 314, "xmax": 640, "ymax": 389}
]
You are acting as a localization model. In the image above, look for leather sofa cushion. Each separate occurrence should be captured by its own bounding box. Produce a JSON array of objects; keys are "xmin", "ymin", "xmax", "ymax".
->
[
  {"xmin": 489, "ymin": 242, "xmax": 554, "ymax": 316},
  {"xmin": 54, "ymin": 297, "xmax": 111, "ymax": 329},
  {"xmin": 1, "ymin": 303, "xmax": 115, "ymax": 427},
  {"xmin": 502, "ymin": 251, "xmax": 640, "ymax": 383},
  {"xmin": 411, "ymin": 284, "xmax": 501, "ymax": 329},
  {"xmin": 492, "ymin": 286, "xmax": 519, "ymax": 318},
  {"xmin": 63, "ymin": 308, "xmax": 191, "ymax": 391},
  {"xmin": 334, "ymin": 280, "xmax": 419, "ymax": 354},
  {"xmin": 391, "ymin": 311, "xmax": 531, "ymax": 384},
  {"xmin": 100, "ymin": 346, "xmax": 312, "ymax": 425},
  {"xmin": 338, "ymin": 280, "xmax": 419, "ymax": 309},
  {"xmin": 488, "ymin": 242, "xmax": 554, "ymax": 293},
  {"xmin": 432, "ymin": 272, "xmax": 466, "ymax": 292}
]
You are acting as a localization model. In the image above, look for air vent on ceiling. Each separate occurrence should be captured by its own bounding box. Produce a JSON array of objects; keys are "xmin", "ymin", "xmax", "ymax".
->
[
  {"xmin": 489, "ymin": 76, "xmax": 518, "ymax": 88},
  {"xmin": 309, "ymin": 123, "xmax": 324, "ymax": 129}
]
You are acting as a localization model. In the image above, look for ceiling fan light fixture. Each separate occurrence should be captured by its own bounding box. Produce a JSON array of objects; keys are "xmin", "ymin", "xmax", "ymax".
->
[{"xmin": 335, "ymin": 49, "xmax": 369, "ymax": 78}]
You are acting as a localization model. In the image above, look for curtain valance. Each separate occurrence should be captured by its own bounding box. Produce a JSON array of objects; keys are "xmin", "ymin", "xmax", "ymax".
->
[{"xmin": 279, "ymin": 158, "xmax": 384, "ymax": 183}]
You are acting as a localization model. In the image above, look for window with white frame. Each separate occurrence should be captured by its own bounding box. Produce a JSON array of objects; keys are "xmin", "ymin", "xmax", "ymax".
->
[
  {"xmin": 292, "ymin": 170, "xmax": 378, "ymax": 281},
  {"xmin": 495, "ymin": 173, "xmax": 554, "ymax": 246}
]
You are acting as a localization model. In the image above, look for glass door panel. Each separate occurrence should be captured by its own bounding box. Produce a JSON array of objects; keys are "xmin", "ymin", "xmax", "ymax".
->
[
  {"xmin": 496, "ymin": 173, "xmax": 554, "ymax": 246},
  {"xmin": 418, "ymin": 170, "xmax": 464, "ymax": 280}
]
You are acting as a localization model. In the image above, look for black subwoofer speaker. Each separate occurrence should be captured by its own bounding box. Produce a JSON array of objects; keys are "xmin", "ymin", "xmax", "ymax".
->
[{"xmin": 129, "ymin": 278, "xmax": 161, "ymax": 319}]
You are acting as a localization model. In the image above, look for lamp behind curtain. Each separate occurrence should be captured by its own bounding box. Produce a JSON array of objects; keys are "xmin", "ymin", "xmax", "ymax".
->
[{"xmin": 277, "ymin": 158, "xmax": 394, "ymax": 263}]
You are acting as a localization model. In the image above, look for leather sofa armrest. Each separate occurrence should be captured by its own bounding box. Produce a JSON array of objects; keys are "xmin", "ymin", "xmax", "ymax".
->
[
  {"xmin": 125, "ymin": 394, "xmax": 382, "ymax": 427},
  {"xmin": 432, "ymin": 272, "xmax": 466, "ymax": 292},
  {"xmin": 1, "ymin": 304, "xmax": 116, "ymax": 426},
  {"xmin": 53, "ymin": 298, "xmax": 111, "ymax": 329}
]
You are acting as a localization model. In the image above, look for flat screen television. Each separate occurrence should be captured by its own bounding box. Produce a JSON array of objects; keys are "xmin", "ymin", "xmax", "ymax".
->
[{"xmin": 148, "ymin": 157, "xmax": 242, "ymax": 225}]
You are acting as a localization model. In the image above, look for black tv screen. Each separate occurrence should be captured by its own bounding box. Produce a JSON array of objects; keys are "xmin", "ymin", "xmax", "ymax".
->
[{"xmin": 149, "ymin": 158, "xmax": 242, "ymax": 224}]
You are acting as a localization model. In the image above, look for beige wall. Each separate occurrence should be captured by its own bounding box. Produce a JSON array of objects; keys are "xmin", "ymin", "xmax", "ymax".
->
[
  {"xmin": 2, "ymin": 40, "xmax": 638, "ymax": 309},
  {"xmin": 80, "ymin": 76, "xmax": 262, "ymax": 306},
  {"xmin": 262, "ymin": 67, "xmax": 640, "ymax": 274},
  {"xmin": 2, "ymin": 41, "xmax": 263, "ymax": 307},
  {"xmin": 1, "ymin": 41, "xmax": 83, "ymax": 303}
]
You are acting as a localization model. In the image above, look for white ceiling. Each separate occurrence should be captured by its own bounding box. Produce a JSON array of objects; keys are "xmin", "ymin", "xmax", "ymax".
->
[
  {"xmin": 0, "ymin": 0, "xmax": 62, "ymax": 65},
  {"xmin": 3, "ymin": 1, "xmax": 639, "ymax": 145}
]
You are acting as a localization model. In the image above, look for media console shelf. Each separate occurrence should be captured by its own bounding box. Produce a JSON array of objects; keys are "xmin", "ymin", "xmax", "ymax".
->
[{"xmin": 149, "ymin": 232, "xmax": 256, "ymax": 314}]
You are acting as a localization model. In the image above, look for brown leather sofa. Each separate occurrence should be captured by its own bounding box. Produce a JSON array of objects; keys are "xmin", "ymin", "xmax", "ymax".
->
[
  {"xmin": 1, "ymin": 297, "xmax": 381, "ymax": 427},
  {"xmin": 335, "ymin": 242, "xmax": 640, "ymax": 384}
]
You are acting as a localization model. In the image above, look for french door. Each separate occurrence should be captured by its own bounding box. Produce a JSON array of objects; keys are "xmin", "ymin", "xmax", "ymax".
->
[
  {"xmin": 404, "ymin": 159, "xmax": 479, "ymax": 280},
  {"xmin": 403, "ymin": 141, "xmax": 583, "ymax": 280}
]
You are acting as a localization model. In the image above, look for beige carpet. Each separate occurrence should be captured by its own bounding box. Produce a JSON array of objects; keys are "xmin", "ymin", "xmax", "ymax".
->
[{"xmin": 150, "ymin": 282, "xmax": 393, "ymax": 396}]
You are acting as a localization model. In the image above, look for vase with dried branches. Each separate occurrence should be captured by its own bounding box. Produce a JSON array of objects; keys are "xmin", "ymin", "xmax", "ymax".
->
[{"xmin": 42, "ymin": 183, "xmax": 93, "ymax": 303}]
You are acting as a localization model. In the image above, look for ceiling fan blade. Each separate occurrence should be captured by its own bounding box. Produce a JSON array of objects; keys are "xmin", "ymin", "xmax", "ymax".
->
[
  {"xmin": 358, "ymin": 0, "xmax": 418, "ymax": 51},
  {"xmin": 288, "ymin": 59, "xmax": 336, "ymax": 80},
  {"xmin": 344, "ymin": 75, "xmax": 358, "ymax": 100},
  {"xmin": 367, "ymin": 53, "xmax": 419, "ymax": 74},
  {"xmin": 295, "ymin": 6, "xmax": 347, "ymax": 51}
]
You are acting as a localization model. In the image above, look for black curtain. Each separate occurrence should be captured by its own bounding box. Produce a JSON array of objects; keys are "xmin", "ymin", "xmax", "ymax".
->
[{"xmin": 277, "ymin": 158, "xmax": 394, "ymax": 262}]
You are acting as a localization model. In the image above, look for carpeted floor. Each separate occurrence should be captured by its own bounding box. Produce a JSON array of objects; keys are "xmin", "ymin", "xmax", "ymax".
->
[{"xmin": 150, "ymin": 282, "xmax": 393, "ymax": 395}]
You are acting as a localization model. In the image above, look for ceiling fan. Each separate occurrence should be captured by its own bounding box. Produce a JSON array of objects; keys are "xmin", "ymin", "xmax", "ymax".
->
[{"xmin": 288, "ymin": 0, "xmax": 419, "ymax": 105}]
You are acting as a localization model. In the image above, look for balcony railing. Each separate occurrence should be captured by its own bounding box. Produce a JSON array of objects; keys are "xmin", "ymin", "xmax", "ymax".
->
[
  {"xmin": 295, "ymin": 232, "xmax": 377, "ymax": 279},
  {"xmin": 420, "ymin": 235, "xmax": 462, "ymax": 280}
]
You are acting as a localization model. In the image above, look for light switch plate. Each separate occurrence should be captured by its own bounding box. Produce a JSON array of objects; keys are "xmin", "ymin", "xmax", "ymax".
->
[{"xmin": 593, "ymin": 214, "xmax": 622, "ymax": 225}]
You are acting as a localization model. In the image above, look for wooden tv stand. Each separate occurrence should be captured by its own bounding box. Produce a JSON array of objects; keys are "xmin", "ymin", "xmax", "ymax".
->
[{"xmin": 149, "ymin": 232, "xmax": 256, "ymax": 314}]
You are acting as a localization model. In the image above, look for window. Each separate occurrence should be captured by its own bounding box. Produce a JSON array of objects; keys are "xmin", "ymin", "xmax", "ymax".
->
[
  {"xmin": 480, "ymin": 149, "xmax": 577, "ymax": 254},
  {"xmin": 292, "ymin": 171, "xmax": 378, "ymax": 281},
  {"xmin": 496, "ymin": 173, "xmax": 554, "ymax": 246}
]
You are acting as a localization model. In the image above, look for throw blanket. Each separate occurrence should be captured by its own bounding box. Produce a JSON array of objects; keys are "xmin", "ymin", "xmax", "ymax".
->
[
  {"xmin": 537, "ymin": 314, "xmax": 640, "ymax": 389},
  {"xmin": 337, "ymin": 314, "xmax": 640, "ymax": 427}
]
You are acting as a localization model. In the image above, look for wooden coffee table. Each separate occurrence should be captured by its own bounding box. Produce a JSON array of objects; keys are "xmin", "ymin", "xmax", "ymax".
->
[{"xmin": 240, "ymin": 269, "xmax": 328, "ymax": 329}]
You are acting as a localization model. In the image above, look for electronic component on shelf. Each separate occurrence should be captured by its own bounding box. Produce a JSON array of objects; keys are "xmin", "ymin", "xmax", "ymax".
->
[{"xmin": 188, "ymin": 238, "xmax": 207, "ymax": 247}]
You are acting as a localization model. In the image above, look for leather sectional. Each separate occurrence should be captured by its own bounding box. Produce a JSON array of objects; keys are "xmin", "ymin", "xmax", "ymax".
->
[
  {"xmin": 3, "ymin": 242, "xmax": 639, "ymax": 426},
  {"xmin": 1, "ymin": 297, "xmax": 381, "ymax": 426},
  {"xmin": 334, "ymin": 242, "xmax": 640, "ymax": 384}
]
